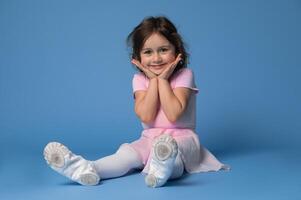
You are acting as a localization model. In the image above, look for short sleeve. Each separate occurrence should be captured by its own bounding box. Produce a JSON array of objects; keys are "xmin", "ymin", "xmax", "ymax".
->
[
  {"xmin": 173, "ymin": 68, "xmax": 199, "ymax": 93},
  {"xmin": 132, "ymin": 73, "xmax": 148, "ymax": 93}
]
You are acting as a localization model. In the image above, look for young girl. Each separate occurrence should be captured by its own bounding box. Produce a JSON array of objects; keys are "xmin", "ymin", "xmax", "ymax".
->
[{"xmin": 43, "ymin": 16, "xmax": 229, "ymax": 188}]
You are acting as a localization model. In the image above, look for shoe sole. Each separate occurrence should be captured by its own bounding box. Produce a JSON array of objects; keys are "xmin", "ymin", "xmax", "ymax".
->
[
  {"xmin": 43, "ymin": 142, "xmax": 70, "ymax": 168},
  {"xmin": 79, "ymin": 173, "xmax": 100, "ymax": 186},
  {"xmin": 153, "ymin": 134, "xmax": 178, "ymax": 161}
]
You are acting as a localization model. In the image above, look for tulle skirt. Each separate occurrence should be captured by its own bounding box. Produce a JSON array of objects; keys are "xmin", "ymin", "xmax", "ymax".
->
[{"xmin": 129, "ymin": 128, "xmax": 230, "ymax": 174}]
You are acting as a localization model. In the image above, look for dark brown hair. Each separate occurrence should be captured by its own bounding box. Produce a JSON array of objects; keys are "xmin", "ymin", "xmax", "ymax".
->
[{"xmin": 127, "ymin": 16, "xmax": 188, "ymax": 75}]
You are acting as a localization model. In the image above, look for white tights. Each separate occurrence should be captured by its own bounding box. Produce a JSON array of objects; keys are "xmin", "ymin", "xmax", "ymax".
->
[
  {"xmin": 92, "ymin": 144, "xmax": 143, "ymax": 179},
  {"xmin": 92, "ymin": 144, "xmax": 184, "ymax": 180}
]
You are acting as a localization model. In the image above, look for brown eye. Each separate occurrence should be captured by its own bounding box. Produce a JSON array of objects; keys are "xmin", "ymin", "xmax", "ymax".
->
[
  {"xmin": 159, "ymin": 48, "xmax": 169, "ymax": 53},
  {"xmin": 143, "ymin": 50, "xmax": 152, "ymax": 55}
]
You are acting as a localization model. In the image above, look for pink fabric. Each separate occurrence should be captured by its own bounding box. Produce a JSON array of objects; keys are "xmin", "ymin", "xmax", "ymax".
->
[
  {"xmin": 130, "ymin": 68, "xmax": 229, "ymax": 174},
  {"xmin": 130, "ymin": 128, "xmax": 228, "ymax": 174},
  {"xmin": 132, "ymin": 68, "xmax": 198, "ymax": 129}
]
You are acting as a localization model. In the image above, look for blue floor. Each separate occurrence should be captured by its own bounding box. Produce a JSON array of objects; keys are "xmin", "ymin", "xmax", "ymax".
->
[
  {"xmin": 1, "ymin": 0, "xmax": 300, "ymax": 199},
  {"xmin": 1, "ymin": 144, "xmax": 300, "ymax": 200}
]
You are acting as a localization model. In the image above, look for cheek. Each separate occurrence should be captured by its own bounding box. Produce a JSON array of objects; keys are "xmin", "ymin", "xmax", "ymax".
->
[
  {"xmin": 140, "ymin": 57, "xmax": 150, "ymax": 66},
  {"xmin": 165, "ymin": 55, "xmax": 176, "ymax": 63},
  {"xmin": 165, "ymin": 51, "xmax": 176, "ymax": 61}
]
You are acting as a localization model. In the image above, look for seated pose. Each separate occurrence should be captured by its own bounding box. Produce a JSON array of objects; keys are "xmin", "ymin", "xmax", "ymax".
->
[{"xmin": 44, "ymin": 16, "xmax": 229, "ymax": 188}]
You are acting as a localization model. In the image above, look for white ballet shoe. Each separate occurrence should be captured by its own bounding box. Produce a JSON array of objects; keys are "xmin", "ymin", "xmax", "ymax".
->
[
  {"xmin": 43, "ymin": 142, "xmax": 100, "ymax": 186},
  {"xmin": 44, "ymin": 142, "xmax": 70, "ymax": 168},
  {"xmin": 145, "ymin": 134, "xmax": 178, "ymax": 188}
]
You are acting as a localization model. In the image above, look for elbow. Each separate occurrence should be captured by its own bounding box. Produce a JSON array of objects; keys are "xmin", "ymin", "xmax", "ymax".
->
[
  {"xmin": 165, "ymin": 103, "xmax": 186, "ymax": 123},
  {"xmin": 135, "ymin": 106, "xmax": 156, "ymax": 124},
  {"xmin": 168, "ymin": 117, "xmax": 178, "ymax": 123},
  {"xmin": 166, "ymin": 108, "xmax": 186, "ymax": 123},
  {"xmin": 135, "ymin": 109, "xmax": 155, "ymax": 124},
  {"xmin": 140, "ymin": 115, "xmax": 155, "ymax": 124},
  {"xmin": 167, "ymin": 114, "xmax": 180, "ymax": 123}
]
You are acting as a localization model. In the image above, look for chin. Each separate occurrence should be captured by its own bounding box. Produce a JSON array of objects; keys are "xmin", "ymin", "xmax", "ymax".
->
[
  {"xmin": 152, "ymin": 71, "xmax": 163, "ymax": 76},
  {"xmin": 149, "ymin": 68, "xmax": 164, "ymax": 75}
]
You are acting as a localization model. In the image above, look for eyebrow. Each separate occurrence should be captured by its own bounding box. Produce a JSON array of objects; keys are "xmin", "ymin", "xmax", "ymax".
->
[{"xmin": 141, "ymin": 45, "xmax": 172, "ymax": 51}]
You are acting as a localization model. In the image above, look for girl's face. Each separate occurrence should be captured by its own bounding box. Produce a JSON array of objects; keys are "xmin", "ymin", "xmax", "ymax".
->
[{"xmin": 140, "ymin": 33, "xmax": 176, "ymax": 75}]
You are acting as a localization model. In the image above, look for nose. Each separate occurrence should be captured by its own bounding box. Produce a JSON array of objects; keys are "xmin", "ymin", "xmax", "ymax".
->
[{"xmin": 153, "ymin": 53, "xmax": 162, "ymax": 64}]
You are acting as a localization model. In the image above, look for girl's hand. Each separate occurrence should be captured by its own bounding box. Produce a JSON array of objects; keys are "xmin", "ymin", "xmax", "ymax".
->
[
  {"xmin": 158, "ymin": 54, "xmax": 182, "ymax": 80},
  {"xmin": 131, "ymin": 59, "xmax": 157, "ymax": 79}
]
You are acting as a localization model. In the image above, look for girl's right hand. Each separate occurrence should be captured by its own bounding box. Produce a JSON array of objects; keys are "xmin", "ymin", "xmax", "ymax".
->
[{"xmin": 131, "ymin": 59, "xmax": 157, "ymax": 79}]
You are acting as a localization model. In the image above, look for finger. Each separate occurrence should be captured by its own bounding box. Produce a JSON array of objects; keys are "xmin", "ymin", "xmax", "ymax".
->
[
  {"xmin": 131, "ymin": 59, "xmax": 142, "ymax": 67},
  {"xmin": 171, "ymin": 55, "xmax": 183, "ymax": 69},
  {"xmin": 162, "ymin": 62, "xmax": 176, "ymax": 76},
  {"xmin": 131, "ymin": 59, "xmax": 146, "ymax": 71},
  {"xmin": 132, "ymin": 59, "xmax": 156, "ymax": 78},
  {"xmin": 175, "ymin": 54, "xmax": 182, "ymax": 64},
  {"xmin": 170, "ymin": 59, "xmax": 181, "ymax": 70}
]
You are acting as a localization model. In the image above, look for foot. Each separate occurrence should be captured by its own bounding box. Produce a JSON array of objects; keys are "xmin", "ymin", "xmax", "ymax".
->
[
  {"xmin": 44, "ymin": 142, "xmax": 70, "ymax": 168},
  {"xmin": 43, "ymin": 142, "xmax": 100, "ymax": 186},
  {"xmin": 145, "ymin": 134, "xmax": 178, "ymax": 188}
]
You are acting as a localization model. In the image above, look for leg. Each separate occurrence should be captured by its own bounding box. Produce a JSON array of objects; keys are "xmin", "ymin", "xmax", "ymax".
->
[
  {"xmin": 43, "ymin": 142, "xmax": 100, "ymax": 186},
  {"xmin": 145, "ymin": 134, "xmax": 178, "ymax": 188},
  {"xmin": 92, "ymin": 144, "xmax": 143, "ymax": 179},
  {"xmin": 170, "ymin": 153, "xmax": 184, "ymax": 180}
]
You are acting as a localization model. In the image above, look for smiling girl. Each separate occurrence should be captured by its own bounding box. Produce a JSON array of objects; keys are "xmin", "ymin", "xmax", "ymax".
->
[{"xmin": 43, "ymin": 16, "xmax": 229, "ymax": 188}]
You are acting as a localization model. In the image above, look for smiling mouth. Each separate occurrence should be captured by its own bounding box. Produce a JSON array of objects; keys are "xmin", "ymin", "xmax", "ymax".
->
[{"xmin": 150, "ymin": 64, "xmax": 165, "ymax": 69}]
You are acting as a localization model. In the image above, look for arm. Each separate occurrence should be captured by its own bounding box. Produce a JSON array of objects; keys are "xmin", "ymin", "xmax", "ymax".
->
[
  {"xmin": 158, "ymin": 78, "xmax": 191, "ymax": 123},
  {"xmin": 134, "ymin": 78, "xmax": 159, "ymax": 123},
  {"xmin": 131, "ymin": 59, "xmax": 160, "ymax": 123},
  {"xmin": 156, "ymin": 54, "xmax": 191, "ymax": 122}
]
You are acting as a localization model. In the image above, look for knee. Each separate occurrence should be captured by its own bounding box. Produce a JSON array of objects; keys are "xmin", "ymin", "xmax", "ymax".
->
[
  {"xmin": 116, "ymin": 144, "xmax": 135, "ymax": 156},
  {"xmin": 116, "ymin": 144, "xmax": 143, "ymax": 167}
]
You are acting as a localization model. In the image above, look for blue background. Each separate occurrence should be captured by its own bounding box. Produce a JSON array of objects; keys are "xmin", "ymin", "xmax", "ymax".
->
[{"xmin": 0, "ymin": 0, "xmax": 300, "ymax": 199}]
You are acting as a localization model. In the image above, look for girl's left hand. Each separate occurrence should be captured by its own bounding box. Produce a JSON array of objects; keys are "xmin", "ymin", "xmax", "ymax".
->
[
  {"xmin": 131, "ymin": 59, "xmax": 157, "ymax": 79},
  {"xmin": 158, "ymin": 54, "xmax": 182, "ymax": 80}
]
